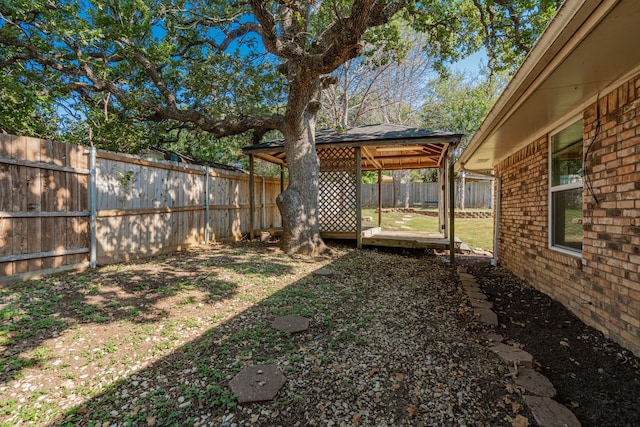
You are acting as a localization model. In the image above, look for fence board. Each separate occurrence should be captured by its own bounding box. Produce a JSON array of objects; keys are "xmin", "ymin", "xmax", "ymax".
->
[
  {"xmin": 1, "ymin": 134, "xmax": 285, "ymax": 280},
  {"xmin": 361, "ymin": 181, "xmax": 491, "ymax": 208}
]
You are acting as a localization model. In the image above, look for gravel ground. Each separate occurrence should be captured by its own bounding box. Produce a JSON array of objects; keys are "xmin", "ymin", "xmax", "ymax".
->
[{"xmin": 4, "ymin": 242, "xmax": 637, "ymax": 426}]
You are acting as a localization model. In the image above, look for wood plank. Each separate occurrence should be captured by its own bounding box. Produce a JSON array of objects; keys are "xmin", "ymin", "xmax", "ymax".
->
[
  {"xmin": 78, "ymin": 172, "xmax": 89, "ymax": 213},
  {"xmin": 0, "ymin": 152, "xmax": 92, "ymax": 174},
  {"xmin": 0, "ymin": 162, "xmax": 11, "ymax": 211},
  {"xmin": 0, "ymin": 262, "xmax": 90, "ymax": 285},
  {"xmin": 97, "ymin": 205, "xmax": 205, "ymax": 217},
  {"xmin": 27, "ymin": 216, "xmax": 43, "ymax": 272},
  {"xmin": 40, "ymin": 138, "xmax": 54, "ymax": 164},
  {"xmin": 10, "ymin": 135, "xmax": 27, "ymax": 160},
  {"xmin": 12, "ymin": 165, "xmax": 28, "ymax": 259},
  {"xmin": 0, "ymin": 261, "xmax": 14, "ymax": 277},
  {"xmin": 25, "ymin": 136, "xmax": 41, "ymax": 162},
  {"xmin": 41, "ymin": 217, "xmax": 56, "ymax": 269},
  {"xmin": 52, "ymin": 142, "xmax": 68, "ymax": 211},
  {"xmin": 0, "ymin": 247, "xmax": 89, "ymax": 263},
  {"xmin": 0, "ymin": 217, "xmax": 12, "ymax": 257},
  {"xmin": 97, "ymin": 150, "xmax": 206, "ymax": 175},
  {"xmin": 0, "ymin": 134, "xmax": 11, "ymax": 157}
]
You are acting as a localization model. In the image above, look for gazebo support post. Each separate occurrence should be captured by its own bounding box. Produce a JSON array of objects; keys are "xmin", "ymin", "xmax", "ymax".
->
[
  {"xmin": 280, "ymin": 164, "xmax": 285, "ymax": 193},
  {"xmin": 249, "ymin": 154, "xmax": 255, "ymax": 241},
  {"xmin": 439, "ymin": 160, "xmax": 447, "ymax": 237},
  {"xmin": 377, "ymin": 169, "xmax": 382, "ymax": 227},
  {"xmin": 449, "ymin": 149, "xmax": 456, "ymax": 264},
  {"xmin": 356, "ymin": 148, "xmax": 362, "ymax": 249}
]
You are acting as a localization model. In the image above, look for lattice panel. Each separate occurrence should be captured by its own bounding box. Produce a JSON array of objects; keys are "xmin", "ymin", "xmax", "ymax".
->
[{"xmin": 318, "ymin": 148, "xmax": 357, "ymax": 232}]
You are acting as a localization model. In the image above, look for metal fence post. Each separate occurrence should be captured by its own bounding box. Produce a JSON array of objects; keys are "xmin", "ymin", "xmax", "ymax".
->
[
  {"xmin": 205, "ymin": 165, "xmax": 210, "ymax": 244},
  {"xmin": 89, "ymin": 147, "xmax": 97, "ymax": 268}
]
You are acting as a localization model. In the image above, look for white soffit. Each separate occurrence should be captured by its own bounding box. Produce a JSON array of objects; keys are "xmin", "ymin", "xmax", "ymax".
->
[{"xmin": 460, "ymin": 0, "xmax": 640, "ymax": 171}]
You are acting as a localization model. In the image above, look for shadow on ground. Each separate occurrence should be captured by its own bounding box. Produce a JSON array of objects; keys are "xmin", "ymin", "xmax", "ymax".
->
[{"xmin": 2, "ymin": 242, "xmax": 549, "ymax": 426}]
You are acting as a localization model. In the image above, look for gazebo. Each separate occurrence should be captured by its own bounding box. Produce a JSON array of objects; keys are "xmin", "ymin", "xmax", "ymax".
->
[{"xmin": 242, "ymin": 123, "xmax": 462, "ymax": 253}]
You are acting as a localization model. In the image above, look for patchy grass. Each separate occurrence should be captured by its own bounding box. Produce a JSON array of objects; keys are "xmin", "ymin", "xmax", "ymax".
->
[
  {"xmin": 0, "ymin": 242, "xmax": 519, "ymax": 427},
  {"xmin": 362, "ymin": 208, "xmax": 494, "ymax": 250}
]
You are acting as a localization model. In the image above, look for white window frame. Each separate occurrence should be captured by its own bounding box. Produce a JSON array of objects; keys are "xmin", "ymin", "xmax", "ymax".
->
[{"xmin": 548, "ymin": 117, "xmax": 584, "ymax": 256}]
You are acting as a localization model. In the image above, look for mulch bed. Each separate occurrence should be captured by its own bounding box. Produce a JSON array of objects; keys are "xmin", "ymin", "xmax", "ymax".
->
[{"xmin": 465, "ymin": 258, "xmax": 640, "ymax": 427}]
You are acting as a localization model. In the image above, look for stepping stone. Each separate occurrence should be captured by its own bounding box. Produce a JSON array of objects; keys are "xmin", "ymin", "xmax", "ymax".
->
[
  {"xmin": 271, "ymin": 315, "xmax": 310, "ymax": 333},
  {"xmin": 456, "ymin": 266, "xmax": 467, "ymax": 274},
  {"xmin": 490, "ymin": 343, "xmax": 534, "ymax": 368},
  {"xmin": 462, "ymin": 283, "xmax": 481, "ymax": 293},
  {"xmin": 458, "ymin": 272, "xmax": 476, "ymax": 281},
  {"xmin": 469, "ymin": 298, "xmax": 493, "ymax": 309},
  {"xmin": 394, "ymin": 221, "xmax": 405, "ymax": 224},
  {"xmin": 484, "ymin": 333, "xmax": 504, "ymax": 346},
  {"xmin": 400, "ymin": 225, "xmax": 411, "ymax": 229},
  {"xmin": 467, "ymin": 290, "xmax": 487, "ymax": 300},
  {"xmin": 523, "ymin": 396, "xmax": 581, "ymax": 427},
  {"xmin": 512, "ymin": 368, "xmax": 557, "ymax": 398},
  {"xmin": 313, "ymin": 268, "xmax": 335, "ymax": 277},
  {"xmin": 474, "ymin": 308, "xmax": 498, "ymax": 327},
  {"xmin": 229, "ymin": 365, "xmax": 287, "ymax": 404},
  {"xmin": 460, "ymin": 278, "xmax": 478, "ymax": 286}
]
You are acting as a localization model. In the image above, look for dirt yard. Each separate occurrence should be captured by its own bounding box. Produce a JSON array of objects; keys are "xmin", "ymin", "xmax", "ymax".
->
[{"xmin": 1, "ymin": 241, "xmax": 638, "ymax": 426}]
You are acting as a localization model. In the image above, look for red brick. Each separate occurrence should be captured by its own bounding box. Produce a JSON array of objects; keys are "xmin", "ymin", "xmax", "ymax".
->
[{"xmin": 496, "ymin": 75, "xmax": 640, "ymax": 357}]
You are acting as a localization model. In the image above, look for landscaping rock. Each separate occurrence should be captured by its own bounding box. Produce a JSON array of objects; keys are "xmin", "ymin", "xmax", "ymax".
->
[
  {"xmin": 466, "ymin": 290, "xmax": 487, "ymax": 300},
  {"xmin": 523, "ymin": 395, "xmax": 581, "ymax": 427},
  {"xmin": 474, "ymin": 308, "xmax": 498, "ymax": 327},
  {"xmin": 484, "ymin": 333, "xmax": 504, "ymax": 346},
  {"xmin": 469, "ymin": 298, "xmax": 493, "ymax": 309},
  {"xmin": 512, "ymin": 368, "xmax": 557, "ymax": 398},
  {"xmin": 458, "ymin": 273, "xmax": 476, "ymax": 281},
  {"xmin": 228, "ymin": 365, "xmax": 287, "ymax": 404},
  {"xmin": 490, "ymin": 343, "xmax": 534, "ymax": 368},
  {"xmin": 462, "ymin": 283, "xmax": 482, "ymax": 293}
]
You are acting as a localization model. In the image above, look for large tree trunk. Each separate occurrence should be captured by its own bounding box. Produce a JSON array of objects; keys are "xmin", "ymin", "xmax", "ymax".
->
[{"xmin": 276, "ymin": 72, "xmax": 329, "ymax": 255}]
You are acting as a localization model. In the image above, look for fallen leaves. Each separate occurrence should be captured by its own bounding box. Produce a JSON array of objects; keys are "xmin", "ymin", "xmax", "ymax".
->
[
  {"xmin": 407, "ymin": 405, "xmax": 420, "ymax": 417},
  {"xmin": 497, "ymin": 396, "xmax": 523, "ymax": 414},
  {"xmin": 507, "ymin": 414, "xmax": 530, "ymax": 427},
  {"xmin": 352, "ymin": 413, "xmax": 362, "ymax": 425}
]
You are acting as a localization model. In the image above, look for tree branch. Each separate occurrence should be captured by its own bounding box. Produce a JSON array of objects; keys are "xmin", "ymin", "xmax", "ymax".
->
[{"xmin": 142, "ymin": 104, "xmax": 284, "ymax": 139}]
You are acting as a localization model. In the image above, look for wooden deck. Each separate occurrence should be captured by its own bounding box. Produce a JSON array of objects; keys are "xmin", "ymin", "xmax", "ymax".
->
[
  {"xmin": 262, "ymin": 227, "xmax": 460, "ymax": 251},
  {"xmin": 361, "ymin": 228, "xmax": 461, "ymax": 250}
]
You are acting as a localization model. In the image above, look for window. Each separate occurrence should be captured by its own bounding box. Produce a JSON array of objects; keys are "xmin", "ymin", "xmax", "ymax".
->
[{"xmin": 550, "ymin": 119, "xmax": 583, "ymax": 253}]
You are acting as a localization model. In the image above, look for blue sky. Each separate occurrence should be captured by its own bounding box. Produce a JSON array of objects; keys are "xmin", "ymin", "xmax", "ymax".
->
[{"xmin": 451, "ymin": 50, "xmax": 488, "ymax": 75}]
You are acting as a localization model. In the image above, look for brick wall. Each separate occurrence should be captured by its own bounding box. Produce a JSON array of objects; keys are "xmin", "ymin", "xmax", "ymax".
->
[{"xmin": 495, "ymin": 74, "xmax": 640, "ymax": 356}]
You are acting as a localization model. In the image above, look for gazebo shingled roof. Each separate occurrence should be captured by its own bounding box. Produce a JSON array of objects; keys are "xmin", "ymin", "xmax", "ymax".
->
[{"xmin": 242, "ymin": 123, "xmax": 462, "ymax": 170}]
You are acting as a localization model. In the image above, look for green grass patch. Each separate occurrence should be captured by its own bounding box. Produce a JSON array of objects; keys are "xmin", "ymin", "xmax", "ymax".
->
[{"xmin": 361, "ymin": 208, "xmax": 494, "ymax": 250}]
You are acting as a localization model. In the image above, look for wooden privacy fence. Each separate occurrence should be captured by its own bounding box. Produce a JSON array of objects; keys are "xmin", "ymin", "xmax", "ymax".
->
[
  {"xmin": 361, "ymin": 181, "xmax": 492, "ymax": 209},
  {"xmin": 0, "ymin": 134, "xmax": 283, "ymax": 283}
]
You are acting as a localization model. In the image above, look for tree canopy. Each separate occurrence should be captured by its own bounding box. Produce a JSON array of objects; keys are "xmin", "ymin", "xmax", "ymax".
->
[
  {"xmin": 0, "ymin": 0, "xmax": 561, "ymax": 146},
  {"xmin": 0, "ymin": 0, "xmax": 562, "ymax": 253}
]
